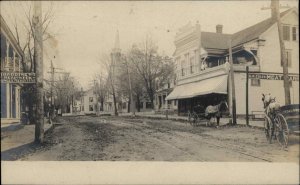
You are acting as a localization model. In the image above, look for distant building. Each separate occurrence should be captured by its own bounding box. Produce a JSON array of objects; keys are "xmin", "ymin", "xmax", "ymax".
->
[
  {"xmin": 167, "ymin": 8, "xmax": 299, "ymax": 116},
  {"xmin": 103, "ymin": 30, "xmax": 129, "ymax": 114},
  {"xmin": 81, "ymin": 88, "xmax": 98, "ymax": 115},
  {"xmin": 1, "ymin": 15, "xmax": 24, "ymax": 124}
]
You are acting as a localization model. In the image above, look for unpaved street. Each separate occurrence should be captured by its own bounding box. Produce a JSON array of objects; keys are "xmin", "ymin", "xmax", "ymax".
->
[{"xmin": 21, "ymin": 116, "xmax": 299, "ymax": 162}]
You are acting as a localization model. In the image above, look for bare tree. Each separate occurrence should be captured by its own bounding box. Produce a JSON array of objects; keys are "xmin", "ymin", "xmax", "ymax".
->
[
  {"xmin": 98, "ymin": 54, "xmax": 119, "ymax": 116},
  {"xmin": 93, "ymin": 72, "xmax": 107, "ymax": 112},
  {"xmin": 6, "ymin": 2, "xmax": 56, "ymax": 123},
  {"xmin": 128, "ymin": 37, "xmax": 174, "ymax": 109}
]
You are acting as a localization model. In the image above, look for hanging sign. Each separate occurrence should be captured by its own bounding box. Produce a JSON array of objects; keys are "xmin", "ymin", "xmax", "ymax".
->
[
  {"xmin": 248, "ymin": 73, "xmax": 299, "ymax": 81},
  {"xmin": 1, "ymin": 72, "xmax": 36, "ymax": 83}
]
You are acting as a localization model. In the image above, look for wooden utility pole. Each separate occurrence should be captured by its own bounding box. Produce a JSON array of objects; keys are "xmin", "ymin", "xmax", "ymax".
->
[
  {"xmin": 246, "ymin": 66, "xmax": 249, "ymax": 126},
  {"xmin": 262, "ymin": 0, "xmax": 291, "ymax": 105},
  {"xmin": 33, "ymin": 1, "xmax": 44, "ymax": 143},
  {"xmin": 49, "ymin": 60, "xmax": 54, "ymax": 123},
  {"xmin": 228, "ymin": 40, "xmax": 237, "ymax": 125}
]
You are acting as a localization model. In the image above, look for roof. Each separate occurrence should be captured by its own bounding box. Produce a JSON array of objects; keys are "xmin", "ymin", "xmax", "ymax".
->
[
  {"xmin": 231, "ymin": 8, "xmax": 294, "ymax": 47},
  {"xmin": 201, "ymin": 32, "xmax": 231, "ymax": 50},
  {"xmin": 200, "ymin": 8, "xmax": 296, "ymax": 50},
  {"xmin": 0, "ymin": 15, "xmax": 24, "ymax": 56}
]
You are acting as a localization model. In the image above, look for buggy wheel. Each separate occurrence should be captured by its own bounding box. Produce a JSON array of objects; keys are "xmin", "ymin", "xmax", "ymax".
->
[
  {"xmin": 264, "ymin": 116, "xmax": 272, "ymax": 143},
  {"xmin": 275, "ymin": 113, "xmax": 289, "ymax": 148},
  {"xmin": 192, "ymin": 114, "xmax": 197, "ymax": 127},
  {"xmin": 188, "ymin": 112, "xmax": 192, "ymax": 125}
]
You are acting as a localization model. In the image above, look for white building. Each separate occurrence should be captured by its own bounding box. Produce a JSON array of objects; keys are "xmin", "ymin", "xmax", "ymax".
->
[
  {"xmin": 81, "ymin": 88, "xmax": 98, "ymax": 115},
  {"xmin": 1, "ymin": 15, "xmax": 24, "ymax": 124},
  {"xmin": 167, "ymin": 8, "xmax": 299, "ymax": 116}
]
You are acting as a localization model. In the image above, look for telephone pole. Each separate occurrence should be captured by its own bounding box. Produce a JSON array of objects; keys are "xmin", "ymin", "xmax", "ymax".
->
[
  {"xmin": 49, "ymin": 60, "xmax": 54, "ymax": 123},
  {"xmin": 262, "ymin": 0, "xmax": 291, "ymax": 105},
  {"xmin": 33, "ymin": 1, "xmax": 44, "ymax": 143},
  {"xmin": 228, "ymin": 39, "xmax": 237, "ymax": 125}
]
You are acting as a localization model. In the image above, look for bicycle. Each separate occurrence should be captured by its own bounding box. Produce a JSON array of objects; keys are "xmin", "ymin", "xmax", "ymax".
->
[{"xmin": 262, "ymin": 94, "xmax": 289, "ymax": 149}]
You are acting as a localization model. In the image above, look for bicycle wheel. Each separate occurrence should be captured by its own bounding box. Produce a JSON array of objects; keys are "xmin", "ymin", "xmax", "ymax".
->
[
  {"xmin": 264, "ymin": 116, "xmax": 272, "ymax": 143},
  {"xmin": 274, "ymin": 113, "xmax": 289, "ymax": 148}
]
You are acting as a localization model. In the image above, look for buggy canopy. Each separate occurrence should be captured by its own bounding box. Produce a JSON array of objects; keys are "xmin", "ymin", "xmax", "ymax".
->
[{"xmin": 165, "ymin": 74, "xmax": 228, "ymax": 100}]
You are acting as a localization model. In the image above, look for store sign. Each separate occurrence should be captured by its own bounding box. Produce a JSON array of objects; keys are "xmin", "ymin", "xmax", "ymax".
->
[
  {"xmin": 1, "ymin": 72, "xmax": 36, "ymax": 83},
  {"xmin": 248, "ymin": 73, "xmax": 299, "ymax": 81}
]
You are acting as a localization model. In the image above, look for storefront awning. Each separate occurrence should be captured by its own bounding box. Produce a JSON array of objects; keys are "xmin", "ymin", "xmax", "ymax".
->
[{"xmin": 166, "ymin": 75, "xmax": 228, "ymax": 100}]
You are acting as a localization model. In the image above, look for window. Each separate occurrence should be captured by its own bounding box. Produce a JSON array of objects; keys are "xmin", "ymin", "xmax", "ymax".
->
[
  {"xmin": 167, "ymin": 82, "xmax": 170, "ymax": 89},
  {"xmin": 281, "ymin": 50, "xmax": 292, "ymax": 67},
  {"xmin": 289, "ymin": 80, "xmax": 293, "ymax": 88},
  {"xmin": 174, "ymin": 100, "xmax": 177, "ymax": 106},
  {"xmin": 146, "ymin": 102, "xmax": 152, "ymax": 109},
  {"xmin": 190, "ymin": 56, "xmax": 194, "ymax": 74},
  {"xmin": 181, "ymin": 68, "xmax": 185, "ymax": 76},
  {"xmin": 292, "ymin": 26, "xmax": 297, "ymax": 41},
  {"xmin": 283, "ymin": 25, "xmax": 290, "ymax": 41},
  {"xmin": 251, "ymin": 79, "xmax": 260, "ymax": 86},
  {"xmin": 89, "ymin": 97, "xmax": 93, "ymax": 102},
  {"xmin": 89, "ymin": 105, "xmax": 94, "ymax": 111}
]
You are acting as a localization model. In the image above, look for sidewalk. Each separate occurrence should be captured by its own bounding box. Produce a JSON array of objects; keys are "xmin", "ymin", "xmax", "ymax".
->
[
  {"xmin": 119, "ymin": 111, "xmax": 264, "ymax": 128},
  {"xmin": 1, "ymin": 118, "xmax": 54, "ymax": 160}
]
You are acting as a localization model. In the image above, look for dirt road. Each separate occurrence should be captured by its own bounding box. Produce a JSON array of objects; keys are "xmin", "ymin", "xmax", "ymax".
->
[{"xmin": 21, "ymin": 116, "xmax": 299, "ymax": 162}]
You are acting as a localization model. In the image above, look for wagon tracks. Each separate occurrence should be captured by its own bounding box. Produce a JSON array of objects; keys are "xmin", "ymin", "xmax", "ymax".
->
[{"xmin": 120, "ymin": 119, "xmax": 274, "ymax": 162}]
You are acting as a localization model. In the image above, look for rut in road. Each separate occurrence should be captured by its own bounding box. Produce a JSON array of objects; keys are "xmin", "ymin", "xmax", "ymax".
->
[{"xmin": 105, "ymin": 117, "xmax": 273, "ymax": 161}]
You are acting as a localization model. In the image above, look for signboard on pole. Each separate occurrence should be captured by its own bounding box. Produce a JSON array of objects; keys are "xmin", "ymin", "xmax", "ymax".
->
[
  {"xmin": 248, "ymin": 73, "xmax": 299, "ymax": 81},
  {"xmin": 1, "ymin": 72, "xmax": 36, "ymax": 83}
]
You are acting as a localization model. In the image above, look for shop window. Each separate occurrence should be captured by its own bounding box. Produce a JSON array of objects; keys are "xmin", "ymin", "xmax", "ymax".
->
[
  {"xmin": 283, "ymin": 25, "xmax": 290, "ymax": 41},
  {"xmin": 281, "ymin": 50, "xmax": 292, "ymax": 67},
  {"xmin": 251, "ymin": 79, "xmax": 260, "ymax": 86},
  {"xmin": 89, "ymin": 105, "xmax": 94, "ymax": 111},
  {"xmin": 292, "ymin": 26, "xmax": 298, "ymax": 41},
  {"xmin": 146, "ymin": 102, "xmax": 152, "ymax": 109}
]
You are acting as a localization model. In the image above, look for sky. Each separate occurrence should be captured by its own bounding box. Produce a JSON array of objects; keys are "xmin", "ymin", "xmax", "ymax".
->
[{"xmin": 1, "ymin": 0, "xmax": 298, "ymax": 89}]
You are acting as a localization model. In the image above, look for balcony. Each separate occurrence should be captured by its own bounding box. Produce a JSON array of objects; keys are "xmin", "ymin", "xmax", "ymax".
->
[
  {"xmin": 176, "ymin": 62, "xmax": 230, "ymax": 85},
  {"xmin": 1, "ymin": 57, "xmax": 21, "ymax": 72}
]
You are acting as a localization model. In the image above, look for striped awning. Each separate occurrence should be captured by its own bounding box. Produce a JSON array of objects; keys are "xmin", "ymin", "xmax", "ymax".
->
[{"xmin": 166, "ymin": 75, "xmax": 228, "ymax": 100}]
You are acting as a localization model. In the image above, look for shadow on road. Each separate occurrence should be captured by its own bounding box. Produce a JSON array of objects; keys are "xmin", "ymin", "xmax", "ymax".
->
[{"xmin": 1, "ymin": 142, "xmax": 41, "ymax": 161}]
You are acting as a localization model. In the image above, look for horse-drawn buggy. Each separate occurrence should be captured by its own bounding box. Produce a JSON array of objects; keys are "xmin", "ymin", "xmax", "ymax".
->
[{"xmin": 188, "ymin": 101, "xmax": 228, "ymax": 127}]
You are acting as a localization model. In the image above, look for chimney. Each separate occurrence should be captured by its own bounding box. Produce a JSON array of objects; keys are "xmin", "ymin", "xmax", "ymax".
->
[
  {"xmin": 271, "ymin": 0, "xmax": 278, "ymax": 21},
  {"xmin": 216, "ymin": 24, "xmax": 223, "ymax": 34}
]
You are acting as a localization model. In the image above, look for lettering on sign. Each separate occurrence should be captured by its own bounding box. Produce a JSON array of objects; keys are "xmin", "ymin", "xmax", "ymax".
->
[
  {"xmin": 0, "ymin": 72, "xmax": 36, "ymax": 83},
  {"xmin": 248, "ymin": 73, "xmax": 299, "ymax": 81}
]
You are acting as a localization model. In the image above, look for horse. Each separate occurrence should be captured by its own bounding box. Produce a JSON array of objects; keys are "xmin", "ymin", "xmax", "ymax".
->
[{"xmin": 205, "ymin": 101, "xmax": 228, "ymax": 127}]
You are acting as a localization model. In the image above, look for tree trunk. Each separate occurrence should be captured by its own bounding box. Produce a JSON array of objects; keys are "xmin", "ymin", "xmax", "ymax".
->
[
  {"xmin": 137, "ymin": 94, "xmax": 141, "ymax": 112},
  {"xmin": 112, "ymin": 92, "xmax": 118, "ymax": 116},
  {"xmin": 100, "ymin": 99, "xmax": 104, "ymax": 111}
]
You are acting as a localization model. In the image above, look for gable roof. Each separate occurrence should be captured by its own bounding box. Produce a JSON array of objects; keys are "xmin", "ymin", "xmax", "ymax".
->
[
  {"xmin": 200, "ymin": 8, "xmax": 296, "ymax": 51},
  {"xmin": 231, "ymin": 8, "xmax": 294, "ymax": 47}
]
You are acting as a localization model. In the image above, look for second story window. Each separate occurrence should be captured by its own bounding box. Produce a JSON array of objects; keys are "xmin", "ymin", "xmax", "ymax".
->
[
  {"xmin": 292, "ymin": 26, "xmax": 298, "ymax": 41},
  {"xmin": 283, "ymin": 25, "xmax": 290, "ymax": 41},
  {"xmin": 89, "ymin": 97, "xmax": 93, "ymax": 102}
]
